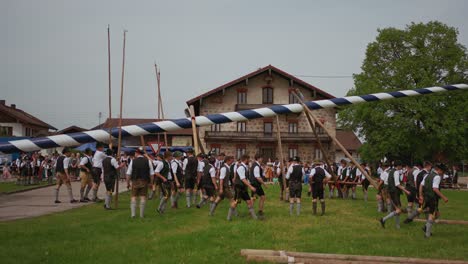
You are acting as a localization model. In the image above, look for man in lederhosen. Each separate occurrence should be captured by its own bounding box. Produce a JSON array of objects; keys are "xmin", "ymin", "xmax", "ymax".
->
[
  {"xmin": 183, "ymin": 149, "xmax": 198, "ymax": 208},
  {"xmin": 102, "ymin": 149, "xmax": 122, "ymax": 210},
  {"xmin": 210, "ymin": 156, "xmax": 235, "ymax": 216},
  {"xmin": 170, "ymin": 151, "xmax": 184, "ymax": 209},
  {"xmin": 148, "ymin": 154, "xmax": 163, "ymax": 200},
  {"xmin": 379, "ymin": 161, "xmax": 410, "ymax": 229},
  {"xmin": 357, "ymin": 162, "xmax": 371, "ymax": 202},
  {"xmin": 197, "ymin": 157, "xmax": 217, "ymax": 210},
  {"xmin": 249, "ymin": 154, "xmax": 267, "ymax": 217},
  {"xmin": 126, "ymin": 147, "xmax": 155, "ymax": 218},
  {"xmin": 404, "ymin": 163, "xmax": 421, "ymax": 218},
  {"xmin": 346, "ymin": 164, "xmax": 359, "ymax": 199},
  {"xmin": 336, "ymin": 159, "xmax": 349, "ymax": 199},
  {"xmin": 419, "ymin": 163, "xmax": 449, "ymax": 238},
  {"xmin": 286, "ymin": 156, "xmax": 304, "ymax": 216},
  {"xmin": 91, "ymin": 142, "xmax": 107, "ymax": 202},
  {"xmin": 310, "ymin": 161, "xmax": 331, "ymax": 215},
  {"xmin": 155, "ymin": 151, "xmax": 173, "ymax": 214},
  {"xmin": 404, "ymin": 161, "xmax": 433, "ymax": 223},
  {"xmin": 227, "ymin": 154, "xmax": 257, "ymax": 221},
  {"xmin": 53, "ymin": 148, "xmax": 78, "ymax": 203},
  {"xmin": 79, "ymin": 148, "xmax": 94, "ymax": 202}
]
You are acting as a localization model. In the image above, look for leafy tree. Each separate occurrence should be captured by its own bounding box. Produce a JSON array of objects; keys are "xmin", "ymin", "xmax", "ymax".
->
[{"xmin": 339, "ymin": 21, "xmax": 468, "ymax": 164}]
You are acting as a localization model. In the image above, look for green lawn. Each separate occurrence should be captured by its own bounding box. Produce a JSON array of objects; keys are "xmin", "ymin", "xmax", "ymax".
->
[
  {"xmin": 0, "ymin": 185, "xmax": 467, "ymax": 264},
  {"xmin": 0, "ymin": 181, "xmax": 52, "ymax": 194}
]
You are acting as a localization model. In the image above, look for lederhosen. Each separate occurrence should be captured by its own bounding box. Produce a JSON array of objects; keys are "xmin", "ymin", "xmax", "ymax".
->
[
  {"xmin": 159, "ymin": 160, "xmax": 172, "ymax": 198},
  {"xmin": 249, "ymin": 162, "xmax": 264, "ymax": 197},
  {"xmin": 55, "ymin": 156, "xmax": 66, "ymax": 183},
  {"xmin": 289, "ymin": 165, "xmax": 303, "ymax": 198},
  {"xmin": 361, "ymin": 168, "xmax": 370, "ymax": 191},
  {"xmin": 202, "ymin": 161, "xmax": 215, "ymax": 197},
  {"xmin": 80, "ymin": 156, "xmax": 92, "ymax": 173},
  {"xmin": 130, "ymin": 156, "xmax": 151, "ymax": 197},
  {"xmin": 312, "ymin": 167, "xmax": 326, "ymax": 199},
  {"xmin": 219, "ymin": 164, "xmax": 233, "ymax": 200},
  {"xmin": 91, "ymin": 151, "xmax": 104, "ymax": 184},
  {"xmin": 184, "ymin": 156, "xmax": 198, "ymax": 189},
  {"xmin": 422, "ymin": 172, "xmax": 439, "ymax": 214},
  {"xmin": 172, "ymin": 160, "xmax": 184, "ymax": 190},
  {"xmin": 405, "ymin": 170, "xmax": 417, "ymax": 203},
  {"xmin": 102, "ymin": 157, "xmax": 117, "ymax": 192},
  {"xmin": 235, "ymin": 164, "xmax": 250, "ymax": 201},
  {"xmin": 387, "ymin": 169, "xmax": 401, "ymax": 208},
  {"xmin": 415, "ymin": 170, "xmax": 427, "ymax": 203},
  {"xmin": 348, "ymin": 167, "xmax": 358, "ymax": 187},
  {"xmin": 338, "ymin": 166, "xmax": 348, "ymax": 192}
]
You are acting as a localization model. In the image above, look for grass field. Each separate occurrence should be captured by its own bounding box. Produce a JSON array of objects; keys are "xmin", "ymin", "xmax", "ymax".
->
[
  {"xmin": 0, "ymin": 181, "xmax": 52, "ymax": 194},
  {"xmin": 0, "ymin": 185, "xmax": 467, "ymax": 264}
]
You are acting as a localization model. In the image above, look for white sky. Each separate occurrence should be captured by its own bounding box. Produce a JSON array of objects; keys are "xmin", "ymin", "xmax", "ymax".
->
[{"xmin": 1, "ymin": 0, "xmax": 467, "ymax": 130}]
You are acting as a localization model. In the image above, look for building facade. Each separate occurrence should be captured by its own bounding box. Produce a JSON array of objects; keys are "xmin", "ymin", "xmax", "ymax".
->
[
  {"xmin": 0, "ymin": 100, "xmax": 57, "ymax": 138},
  {"xmin": 186, "ymin": 65, "xmax": 337, "ymax": 163}
]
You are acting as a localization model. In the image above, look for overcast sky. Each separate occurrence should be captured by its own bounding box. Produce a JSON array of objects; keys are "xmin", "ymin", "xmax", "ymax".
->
[{"xmin": 1, "ymin": 0, "xmax": 467, "ymax": 130}]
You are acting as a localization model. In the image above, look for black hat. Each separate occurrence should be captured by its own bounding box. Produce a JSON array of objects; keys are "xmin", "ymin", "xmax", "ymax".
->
[{"xmin": 106, "ymin": 149, "xmax": 113, "ymax": 156}]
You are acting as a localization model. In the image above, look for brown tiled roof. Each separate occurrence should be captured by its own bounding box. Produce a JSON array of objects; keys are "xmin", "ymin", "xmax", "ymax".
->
[
  {"xmin": 55, "ymin": 125, "xmax": 88, "ymax": 134},
  {"xmin": 186, "ymin": 64, "xmax": 335, "ymax": 105},
  {"xmin": 93, "ymin": 118, "xmax": 193, "ymax": 136},
  {"xmin": 335, "ymin": 129, "xmax": 362, "ymax": 151},
  {"xmin": 0, "ymin": 102, "xmax": 57, "ymax": 130}
]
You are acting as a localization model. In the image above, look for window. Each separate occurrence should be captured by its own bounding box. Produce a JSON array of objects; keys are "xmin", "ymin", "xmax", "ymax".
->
[
  {"xmin": 264, "ymin": 122, "xmax": 272, "ymax": 136},
  {"xmin": 237, "ymin": 122, "xmax": 246, "ymax": 133},
  {"xmin": 236, "ymin": 147, "xmax": 246, "ymax": 159},
  {"xmin": 288, "ymin": 122, "xmax": 298, "ymax": 134},
  {"xmin": 289, "ymin": 92, "xmax": 299, "ymax": 104},
  {"xmin": 25, "ymin": 127, "xmax": 32, "ymax": 137},
  {"xmin": 237, "ymin": 91, "xmax": 247, "ymax": 104},
  {"xmin": 210, "ymin": 144, "xmax": 221, "ymax": 155},
  {"xmin": 288, "ymin": 147, "xmax": 298, "ymax": 159},
  {"xmin": 211, "ymin": 123, "xmax": 221, "ymax": 132},
  {"xmin": 0, "ymin": 126, "xmax": 13, "ymax": 136},
  {"xmin": 315, "ymin": 148, "xmax": 322, "ymax": 160},
  {"xmin": 262, "ymin": 87, "xmax": 273, "ymax": 104},
  {"xmin": 316, "ymin": 125, "xmax": 324, "ymax": 134}
]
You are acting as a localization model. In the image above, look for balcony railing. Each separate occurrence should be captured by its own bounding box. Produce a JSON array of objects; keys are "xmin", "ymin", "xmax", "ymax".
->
[{"xmin": 205, "ymin": 131, "xmax": 329, "ymax": 141}]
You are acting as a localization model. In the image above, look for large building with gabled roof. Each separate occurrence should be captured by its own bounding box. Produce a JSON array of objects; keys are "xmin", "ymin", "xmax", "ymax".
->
[{"xmin": 186, "ymin": 65, "xmax": 337, "ymax": 163}]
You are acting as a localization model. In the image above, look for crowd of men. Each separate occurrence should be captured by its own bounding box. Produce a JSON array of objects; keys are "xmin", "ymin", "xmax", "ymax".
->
[{"xmin": 4, "ymin": 145, "xmax": 459, "ymax": 238}]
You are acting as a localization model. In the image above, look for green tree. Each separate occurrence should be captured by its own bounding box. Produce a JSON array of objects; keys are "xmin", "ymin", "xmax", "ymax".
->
[{"xmin": 339, "ymin": 21, "xmax": 468, "ymax": 164}]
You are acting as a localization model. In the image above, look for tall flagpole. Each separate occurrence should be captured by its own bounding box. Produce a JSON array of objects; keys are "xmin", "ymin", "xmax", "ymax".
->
[
  {"xmin": 107, "ymin": 24, "xmax": 113, "ymax": 148},
  {"xmin": 115, "ymin": 29, "xmax": 127, "ymax": 208}
]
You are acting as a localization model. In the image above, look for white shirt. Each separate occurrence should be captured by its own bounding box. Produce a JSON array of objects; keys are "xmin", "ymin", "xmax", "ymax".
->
[
  {"xmin": 108, "ymin": 156, "xmax": 120, "ymax": 169},
  {"xmin": 421, "ymin": 174, "xmax": 441, "ymax": 189},
  {"xmin": 356, "ymin": 167, "xmax": 370, "ymax": 180},
  {"xmin": 220, "ymin": 165, "xmax": 229, "ymax": 180},
  {"xmin": 337, "ymin": 165, "xmax": 350, "ymax": 179},
  {"xmin": 285, "ymin": 164, "xmax": 305, "ymax": 180},
  {"xmin": 208, "ymin": 165, "xmax": 216, "ymax": 178},
  {"xmin": 63, "ymin": 157, "xmax": 70, "ymax": 170},
  {"xmin": 182, "ymin": 158, "xmax": 188, "ymax": 171},
  {"xmin": 236, "ymin": 162, "xmax": 248, "ymax": 180},
  {"xmin": 171, "ymin": 159, "xmax": 182, "ymax": 175},
  {"xmin": 126, "ymin": 156, "xmax": 155, "ymax": 176},
  {"xmin": 79, "ymin": 155, "xmax": 92, "ymax": 166},
  {"xmin": 380, "ymin": 169, "xmax": 389, "ymax": 185},
  {"xmin": 92, "ymin": 150, "xmax": 107, "ymax": 169},
  {"xmin": 253, "ymin": 161, "xmax": 262, "ymax": 178},
  {"xmin": 392, "ymin": 170, "xmax": 401, "ymax": 187},
  {"xmin": 197, "ymin": 160, "xmax": 205, "ymax": 173},
  {"xmin": 154, "ymin": 160, "xmax": 164, "ymax": 173},
  {"xmin": 310, "ymin": 165, "xmax": 332, "ymax": 179}
]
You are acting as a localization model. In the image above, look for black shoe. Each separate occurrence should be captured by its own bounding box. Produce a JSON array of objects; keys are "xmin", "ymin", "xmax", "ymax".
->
[
  {"xmin": 196, "ymin": 205, "xmax": 201, "ymax": 209},
  {"xmin": 70, "ymin": 199, "xmax": 78, "ymax": 203},
  {"xmin": 379, "ymin": 218, "xmax": 385, "ymax": 228},
  {"xmin": 54, "ymin": 200, "xmax": 61, "ymax": 204},
  {"xmin": 84, "ymin": 197, "xmax": 91, "ymax": 202},
  {"xmin": 80, "ymin": 199, "xmax": 88, "ymax": 203},
  {"xmin": 403, "ymin": 218, "xmax": 413, "ymax": 224}
]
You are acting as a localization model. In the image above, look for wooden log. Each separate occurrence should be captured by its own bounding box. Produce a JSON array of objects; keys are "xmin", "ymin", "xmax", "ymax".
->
[
  {"xmin": 189, "ymin": 105, "xmax": 200, "ymax": 155},
  {"xmin": 413, "ymin": 218, "xmax": 468, "ymax": 225},
  {"xmin": 245, "ymin": 255, "xmax": 288, "ymax": 263},
  {"xmin": 240, "ymin": 249, "xmax": 279, "ymax": 257},
  {"xmin": 275, "ymin": 116, "xmax": 287, "ymax": 196}
]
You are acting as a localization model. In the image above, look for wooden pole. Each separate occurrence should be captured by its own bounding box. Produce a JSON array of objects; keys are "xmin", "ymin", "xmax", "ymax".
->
[
  {"xmin": 275, "ymin": 115, "xmax": 287, "ymax": 196},
  {"xmin": 114, "ymin": 29, "xmax": 127, "ymax": 209},
  {"xmin": 107, "ymin": 24, "xmax": 113, "ymax": 148},
  {"xmin": 188, "ymin": 105, "xmax": 205, "ymax": 154},
  {"xmin": 189, "ymin": 105, "xmax": 200, "ymax": 155},
  {"xmin": 291, "ymin": 91, "xmax": 377, "ymax": 189},
  {"xmin": 155, "ymin": 64, "xmax": 169, "ymax": 151}
]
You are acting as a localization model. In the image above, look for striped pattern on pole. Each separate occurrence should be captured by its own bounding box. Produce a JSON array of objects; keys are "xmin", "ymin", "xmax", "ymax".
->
[{"xmin": 1, "ymin": 84, "xmax": 466, "ymax": 154}]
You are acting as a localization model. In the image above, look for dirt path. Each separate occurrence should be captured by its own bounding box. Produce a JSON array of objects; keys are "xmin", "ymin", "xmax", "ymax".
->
[{"xmin": 0, "ymin": 181, "xmax": 127, "ymax": 222}]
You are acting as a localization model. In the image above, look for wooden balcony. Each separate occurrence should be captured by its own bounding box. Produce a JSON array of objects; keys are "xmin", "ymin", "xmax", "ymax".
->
[{"xmin": 205, "ymin": 131, "xmax": 329, "ymax": 142}]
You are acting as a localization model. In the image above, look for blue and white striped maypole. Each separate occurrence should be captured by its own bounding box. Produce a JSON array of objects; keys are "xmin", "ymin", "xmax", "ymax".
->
[{"xmin": 0, "ymin": 84, "xmax": 466, "ymax": 154}]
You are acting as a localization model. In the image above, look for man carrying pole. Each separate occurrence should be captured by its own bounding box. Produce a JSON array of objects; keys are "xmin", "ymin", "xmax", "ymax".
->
[{"xmin": 183, "ymin": 149, "xmax": 198, "ymax": 208}]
